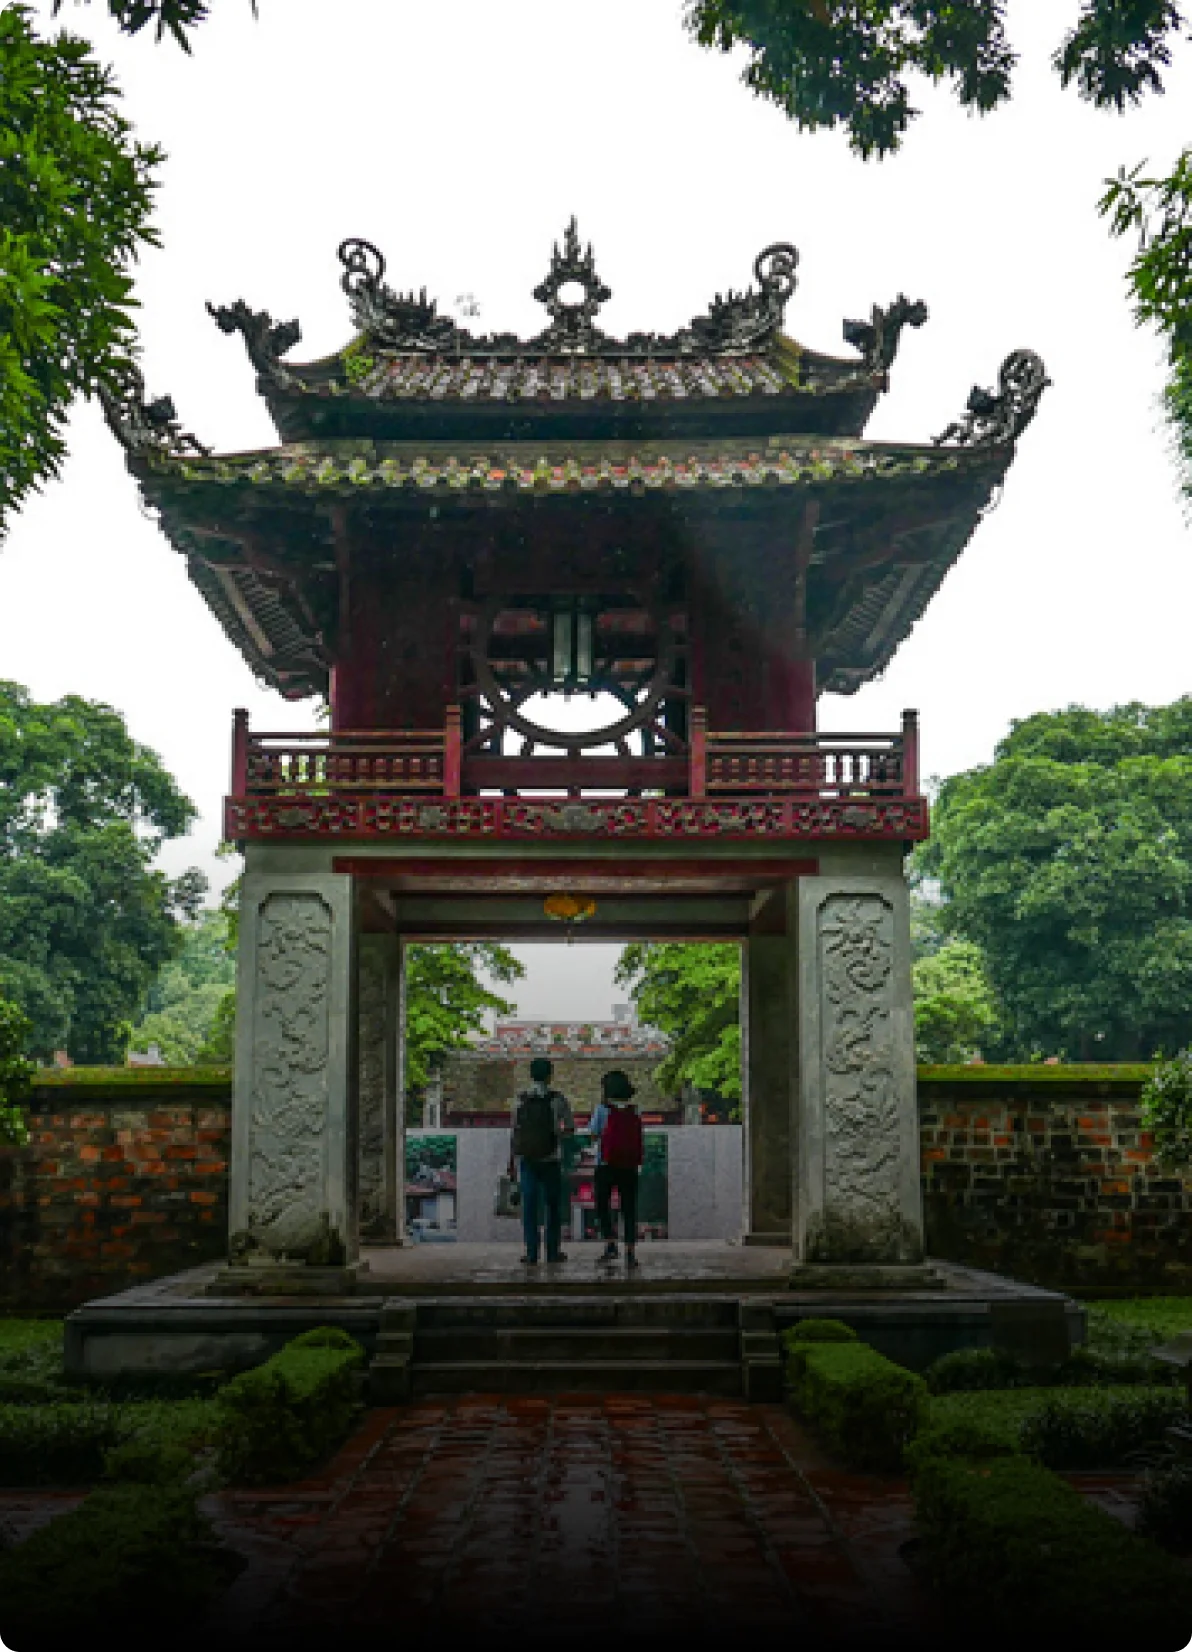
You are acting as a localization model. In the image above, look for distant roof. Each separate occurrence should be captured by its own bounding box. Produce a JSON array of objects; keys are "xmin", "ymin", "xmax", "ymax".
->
[{"xmin": 203, "ymin": 221, "xmax": 928, "ymax": 444}]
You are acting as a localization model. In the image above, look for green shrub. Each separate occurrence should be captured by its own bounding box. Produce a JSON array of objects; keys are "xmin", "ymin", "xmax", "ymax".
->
[
  {"xmin": 1138, "ymin": 1458, "xmax": 1192, "ymax": 1552},
  {"xmin": 0, "ymin": 1371, "xmax": 86, "ymax": 1405},
  {"xmin": 910, "ymin": 1450, "xmax": 1192, "ymax": 1646},
  {"xmin": 782, "ymin": 1318, "xmax": 858, "ymax": 1345},
  {"xmin": 0, "ymin": 1401, "xmax": 123, "ymax": 1486},
  {"xmin": 905, "ymin": 1409, "xmax": 1023, "ymax": 1473},
  {"xmin": 101, "ymin": 1439, "xmax": 196, "ymax": 1485},
  {"xmin": 0, "ymin": 1481, "xmax": 227, "ymax": 1638},
  {"xmin": 215, "ymin": 1330, "xmax": 365, "ymax": 1486},
  {"xmin": 924, "ymin": 1346, "xmax": 1026, "ymax": 1392},
  {"xmin": 1141, "ymin": 1048, "xmax": 1192, "ymax": 1169},
  {"xmin": 785, "ymin": 1340, "xmax": 927, "ymax": 1471},
  {"xmin": 1019, "ymin": 1387, "xmax": 1185, "ymax": 1469},
  {"xmin": 284, "ymin": 1325, "xmax": 362, "ymax": 1351}
]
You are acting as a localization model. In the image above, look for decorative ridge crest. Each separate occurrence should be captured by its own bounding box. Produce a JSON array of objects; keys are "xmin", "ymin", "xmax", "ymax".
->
[
  {"xmin": 207, "ymin": 300, "xmax": 301, "ymax": 387},
  {"xmin": 332, "ymin": 226, "xmax": 800, "ymax": 360},
  {"xmin": 98, "ymin": 362, "xmax": 209, "ymax": 460},
  {"xmin": 843, "ymin": 295, "xmax": 928, "ymax": 376},
  {"xmin": 934, "ymin": 350, "xmax": 1050, "ymax": 448}
]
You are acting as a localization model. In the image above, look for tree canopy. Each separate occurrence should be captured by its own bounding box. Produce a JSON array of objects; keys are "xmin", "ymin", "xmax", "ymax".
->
[
  {"xmin": 0, "ymin": 5, "xmax": 162, "ymax": 535},
  {"xmin": 920, "ymin": 698, "xmax": 1192, "ymax": 1060},
  {"xmin": 0, "ymin": 996, "xmax": 35, "ymax": 1145},
  {"xmin": 403, "ymin": 943, "xmax": 524, "ymax": 1095},
  {"xmin": 684, "ymin": 3, "xmax": 1190, "ymax": 158},
  {"xmin": 126, "ymin": 906, "xmax": 235, "ymax": 1064},
  {"xmin": 614, "ymin": 943, "xmax": 743, "ymax": 1100},
  {"xmin": 0, "ymin": 681, "xmax": 205, "ymax": 1062}
]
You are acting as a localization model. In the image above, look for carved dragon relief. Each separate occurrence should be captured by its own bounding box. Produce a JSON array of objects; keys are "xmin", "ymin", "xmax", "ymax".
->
[
  {"xmin": 814, "ymin": 894, "xmax": 907, "ymax": 1261},
  {"xmin": 357, "ymin": 941, "xmax": 389, "ymax": 1238},
  {"xmin": 244, "ymin": 893, "xmax": 338, "ymax": 1261},
  {"xmin": 335, "ymin": 223, "xmax": 800, "ymax": 358},
  {"xmin": 935, "ymin": 349, "xmax": 1050, "ymax": 447},
  {"xmin": 98, "ymin": 362, "xmax": 210, "ymax": 460}
]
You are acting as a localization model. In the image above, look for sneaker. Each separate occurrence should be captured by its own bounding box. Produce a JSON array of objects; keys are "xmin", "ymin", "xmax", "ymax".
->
[
  {"xmin": 598, "ymin": 1243, "xmax": 618, "ymax": 1264},
  {"xmin": 545, "ymin": 1252, "xmax": 568, "ymax": 1265},
  {"xmin": 520, "ymin": 1254, "xmax": 538, "ymax": 1265}
]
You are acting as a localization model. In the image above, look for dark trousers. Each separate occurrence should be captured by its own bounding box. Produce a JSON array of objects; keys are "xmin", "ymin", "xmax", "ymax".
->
[
  {"xmin": 519, "ymin": 1159, "xmax": 563, "ymax": 1262},
  {"xmin": 595, "ymin": 1164, "xmax": 639, "ymax": 1248}
]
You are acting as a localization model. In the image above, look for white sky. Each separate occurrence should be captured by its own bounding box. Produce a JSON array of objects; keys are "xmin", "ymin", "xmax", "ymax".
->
[{"xmin": 3, "ymin": 0, "xmax": 1191, "ymax": 1019}]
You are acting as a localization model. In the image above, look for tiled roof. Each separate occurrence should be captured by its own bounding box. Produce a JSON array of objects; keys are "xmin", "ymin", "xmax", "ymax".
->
[
  {"xmin": 305, "ymin": 348, "xmax": 843, "ymax": 405},
  {"xmin": 152, "ymin": 437, "xmax": 989, "ymax": 498}
]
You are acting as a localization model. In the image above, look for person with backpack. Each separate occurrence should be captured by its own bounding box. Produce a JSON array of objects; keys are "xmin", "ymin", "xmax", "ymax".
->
[
  {"xmin": 507, "ymin": 1055, "xmax": 574, "ymax": 1265},
  {"xmin": 589, "ymin": 1069, "xmax": 644, "ymax": 1268}
]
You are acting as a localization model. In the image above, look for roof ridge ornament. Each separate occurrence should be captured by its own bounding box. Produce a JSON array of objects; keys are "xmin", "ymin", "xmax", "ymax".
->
[
  {"xmin": 207, "ymin": 300, "xmax": 301, "ymax": 388},
  {"xmin": 843, "ymin": 294, "xmax": 928, "ymax": 377},
  {"xmin": 331, "ymin": 230, "xmax": 800, "ymax": 358},
  {"xmin": 934, "ymin": 349, "xmax": 1050, "ymax": 447},
  {"xmin": 531, "ymin": 218, "xmax": 612, "ymax": 353},
  {"xmin": 338, "ymin": 237, "xmax": 468, "ymax": 352},
  {"xmin": 98, "ymin": 362, "xmax": 210, "ymax": 459}
]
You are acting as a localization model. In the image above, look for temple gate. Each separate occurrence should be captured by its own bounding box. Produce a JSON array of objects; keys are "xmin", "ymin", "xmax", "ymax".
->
[{"xmin": 103, "ymin": 222, "xmax": 1046, "ymax": 1289}]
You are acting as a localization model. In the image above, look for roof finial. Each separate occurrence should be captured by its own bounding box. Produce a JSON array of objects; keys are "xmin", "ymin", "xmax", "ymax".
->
[{"xmin": 531, "ymin": 218, "xmax": 612, "ymax": 353}]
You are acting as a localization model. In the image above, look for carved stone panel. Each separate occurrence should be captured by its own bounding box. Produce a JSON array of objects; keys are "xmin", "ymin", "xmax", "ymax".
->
[
  {"xmin": 358, "ymin": 934, "xmax": 398, "ymax": 1240},
  {"xmin": 230, "ymin": 871, "xmax": 358, "ymax": 1264},
  {"xmin": 796, "ymin": 877, "xmax": 923, "ymax": 1264}
]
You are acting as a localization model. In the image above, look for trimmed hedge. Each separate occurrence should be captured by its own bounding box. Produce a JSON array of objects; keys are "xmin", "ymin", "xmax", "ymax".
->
[
  {"xmin": 0, "ymin": 1401, "xmax": 124, "ymax": 1486},
  {"xmin": 1019, "ymin": 1386, "xmax": 1185, "ymax": 1469},
  {"xmin": 910, "ymin": 1449, "xmax": 1192, "ymax": 1647},
  {"xmin": 0, "ymin": 1481, "xmax": 229, "ymax": 1640},
  {"xmin": 215, "ymin": 1327, "xmax": 365, "ymax": 1486},
  {"xmin": 782, "ymin": 1318, "xmax": 859, "ymax": 1345},
  {"xmin": 784, "ymin": 1336, "xmax": 927, "ymax": 1472}
]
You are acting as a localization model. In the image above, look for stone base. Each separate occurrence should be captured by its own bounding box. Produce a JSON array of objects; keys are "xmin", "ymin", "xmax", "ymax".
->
[
  {"xmin": 787, "ymin": 1262, "xmax": 947, "ymax": 1291},
  {"xmin": 742, "ymin": 1232, "xmax": 791, "ymax": 1248},
  {"xmin": 207, "ymin": 1259, "xmax": 371, "ymax": 1297}
]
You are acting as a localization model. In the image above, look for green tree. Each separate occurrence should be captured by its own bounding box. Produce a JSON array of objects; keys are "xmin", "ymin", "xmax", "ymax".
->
[
  {"xmin": 0, "ymin": 996, "xmax": 35, "ymax": 1145},
  {"xmin": 920, "ymin": 698, "xmax": 1192, "ymax": 1061},
  {"xmin": 126, "ymin": 907, "xmax": 235, "ymax": 1064},
  {"xmin": 913, "ymin": 938, "xmax": 1001, "ymax": 1063},
  {"xmin": 685, "ymin": 3, "xmax": 1192, "ymax": 497},
  {"xmin": 0, "ymin": 4, "xmax": 162, "ymax": 533},
  {"xmin": 404, "ymin": 943, "xmax": 524, "ymax": 1096},
  {"xmin": 614, "ymin": 943, "xmax": 742, "ymax": 1101},
  {"xmin": 0, "ymin": 681, "xmax": 204, "ymax": 1063},
  {"xmin": 684, "ymin": 3, "xmax": 1187, "ymax": 158}
]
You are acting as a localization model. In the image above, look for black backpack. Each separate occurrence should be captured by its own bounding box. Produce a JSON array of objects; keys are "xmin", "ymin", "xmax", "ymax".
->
[{"xmin": 512, "ymin": 1090, "xmax": 558, "ymax": 1162}]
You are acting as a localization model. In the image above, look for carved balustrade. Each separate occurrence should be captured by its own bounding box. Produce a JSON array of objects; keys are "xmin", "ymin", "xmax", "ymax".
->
[{"xmin": 229, "ymin": 705, "xmax": 921, "ymax": 817}]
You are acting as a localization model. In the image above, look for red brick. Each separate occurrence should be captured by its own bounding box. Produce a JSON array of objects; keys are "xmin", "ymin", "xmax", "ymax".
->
[
  {"xmin": 100, "ymin": 1145, "xmax": 124, "ymax": 1162},
  {"xmin": 78, "ymin": 1146, "xmax": 101, "ymax": 1164},
  {"xmin": 100, "ymin": 1241, "xmax": 136, "ymax": 1259},
  {"xmin": 74, "ymin": 1192, "xmax": 100, "ymax": 1208},
  {"xmin": 193, "ymin": 1160, "xmax": 227, "ymax": 1175},
  {"xmin": 164, "ymin": 1144, "xmax": 197, "ymax": 1161},
  {"xmin": 109, "ymin": 1194, "xmax": 142, "ymax": 1209},
  {"xmin": 131, "ymin": 1210, "xmax": 166, "ymax": 1225},
  {"xmin": 189, "ymin": 1191, "xmax": 219, "ymax": 1206}
]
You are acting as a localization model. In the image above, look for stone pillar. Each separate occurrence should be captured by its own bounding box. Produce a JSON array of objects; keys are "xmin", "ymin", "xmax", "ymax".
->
[
  {"xmin": 792, "ymin": 875, "xmax": 930, "ymax": 1282},
  {"xmin": 741, "ymin": 904, "xmax": 793, "ymax": 1245},
  {"xmin": 226, "ymin": 870, "xmax": 361, "ymax": 1278},
  {"xmin": 357, "ymin": 932, "xmax": 400, "ymax": 1243}
]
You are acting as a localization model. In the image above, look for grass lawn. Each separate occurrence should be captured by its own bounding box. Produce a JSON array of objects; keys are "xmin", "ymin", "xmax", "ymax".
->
[{"xmin": 1087, "ymin": 1297, "xmax": 1192, "ymax": 1345}]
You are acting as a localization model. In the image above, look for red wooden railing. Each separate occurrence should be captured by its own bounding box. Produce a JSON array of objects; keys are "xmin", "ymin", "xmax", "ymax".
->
[{"xmin": 232, "ymin": 707, "xmax": 920, "ymax": 801}]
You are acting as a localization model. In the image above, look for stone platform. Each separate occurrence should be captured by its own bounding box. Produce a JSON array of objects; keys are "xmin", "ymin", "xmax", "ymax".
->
[{"xmin": 63, "ymin": 1244, "xmax": 1084, "ymax": 1389}]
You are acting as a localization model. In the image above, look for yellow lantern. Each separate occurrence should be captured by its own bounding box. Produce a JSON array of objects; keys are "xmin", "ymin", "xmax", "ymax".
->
[{"xmin": 543, "ymin": 893, "xmax": 597, "ymax": 941}]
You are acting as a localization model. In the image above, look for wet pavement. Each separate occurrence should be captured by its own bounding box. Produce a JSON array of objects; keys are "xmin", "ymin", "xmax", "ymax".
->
[{"xmin": 199, "ymin": 1395, "xmax": 945, "ymax": 1648}]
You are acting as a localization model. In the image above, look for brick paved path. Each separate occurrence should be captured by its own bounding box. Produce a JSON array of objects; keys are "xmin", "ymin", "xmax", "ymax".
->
[{"xmin": 201, "ymin": 1395, "xmax": 945, "ymax": 1649}]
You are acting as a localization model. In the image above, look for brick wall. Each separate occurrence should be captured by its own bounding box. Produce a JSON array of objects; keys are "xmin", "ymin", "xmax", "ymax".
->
[
  {"xmin": 0, "ymin": 1069, "xmax": 231, "ymax": 1309},
  {"xmin": 919, "ymin": 1067, "xmax": 1192, "ymax": 1290},
  {"xmin": 4, "ymin": 1066, "xmax": 1190, "ymax": 1306}
]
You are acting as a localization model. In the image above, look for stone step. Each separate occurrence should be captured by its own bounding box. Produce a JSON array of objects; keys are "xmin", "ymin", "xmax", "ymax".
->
[
  {"xmin": 409, "ymin": 1359, "xmax": 744, "ymax": 1396},
  {"xmin": 408, "ymin": 1294, "xmax": 740, "ymax": 1330},
  {"xmin": 412, "ymin": 1326, "xmax": 741, "ymax": 1363}
]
